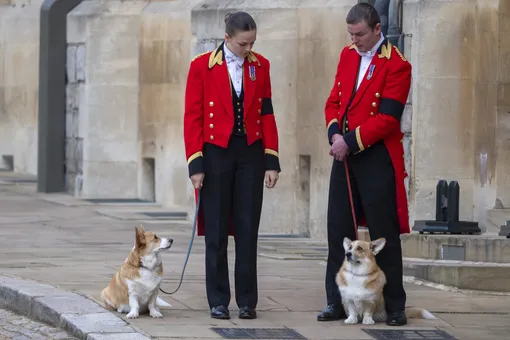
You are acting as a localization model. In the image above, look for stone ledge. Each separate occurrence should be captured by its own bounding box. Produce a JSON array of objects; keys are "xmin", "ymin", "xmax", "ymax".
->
[
  {"xmin": 0, "ymin": 275, "xmax": 151, "ymax": 340},
  {"xmin": 403, "ymin": 259, "xmax": 510, "ymax": 292},
  {"xmin": 401, "ymin": 232, "xmax": 510, "ymax": 263}
]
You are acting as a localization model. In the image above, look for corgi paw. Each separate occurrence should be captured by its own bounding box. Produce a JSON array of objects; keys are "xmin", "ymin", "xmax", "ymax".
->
[
  {"xmin": 362, "ymin": 316, "xmax": 375, "ymax": 325},
  {"xmin": 150, "ymin": 309, "xmax": 163, "ymax": 318},
  {"xmin": 126, "ymin": 310, "xmax": 139, "ymax": 319},
  {"xmin": 117, "ymin": 305, "xmax": 130, "ymax": 313},
  {"xmin": 344, "ymin": 316, "xmax": 358, "ymax": 324}
]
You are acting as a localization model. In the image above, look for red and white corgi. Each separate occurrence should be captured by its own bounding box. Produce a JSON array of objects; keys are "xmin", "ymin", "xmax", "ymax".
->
[{"xmin": 101, "ymin": 225, "xmax": 173, "ymax": 319}]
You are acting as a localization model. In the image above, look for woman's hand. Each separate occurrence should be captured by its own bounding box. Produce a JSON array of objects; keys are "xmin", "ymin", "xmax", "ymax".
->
[
  {"xmin": 264, "ymin": 170, "xmax": 279, "ymax": 188},
  {"xmin": 191, "ymin": 173, "xmax": 205, "ymax": 189}
]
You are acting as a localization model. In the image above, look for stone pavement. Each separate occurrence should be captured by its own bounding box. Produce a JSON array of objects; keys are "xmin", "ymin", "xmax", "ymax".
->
[
  {"xmin": 0, "ymin": 175, "xmax": 509, "ymax": 339},
  {"xmin": 0, "ymin": 307, "xmax": 77, "ymax": 339}
]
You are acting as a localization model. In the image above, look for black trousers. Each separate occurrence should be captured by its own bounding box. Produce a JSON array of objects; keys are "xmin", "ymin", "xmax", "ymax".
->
[
  {"xmin": 201, "ymin": 135, "xmax": 265, "ymax": 309},
  {"xmin": 325, "ymin": 142, "xmax": 406, "ymax": 313}
]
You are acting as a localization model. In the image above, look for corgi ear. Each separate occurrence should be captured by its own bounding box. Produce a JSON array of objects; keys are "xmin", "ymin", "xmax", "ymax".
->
[
  {"xmin": 343, "ymin": 237, "xmax": 352, "ymax": 252},
  {"xmin": 371, "ymin": 238, "xmax": 386, "ymax": 255},
  {"xmin": 135, "ymin": 226, "xmax": 146, "ymax": 249}
]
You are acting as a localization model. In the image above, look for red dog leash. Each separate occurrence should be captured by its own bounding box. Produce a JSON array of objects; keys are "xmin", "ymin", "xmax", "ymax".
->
[{"xmin": 343, "ymin": 157, "xmax": 359, "ymax": 240}]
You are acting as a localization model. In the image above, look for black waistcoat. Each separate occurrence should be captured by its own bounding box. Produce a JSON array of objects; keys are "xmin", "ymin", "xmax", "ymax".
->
[{"xmin": 231, "ymin": 80, "xmax": 246, "ymax": 136}]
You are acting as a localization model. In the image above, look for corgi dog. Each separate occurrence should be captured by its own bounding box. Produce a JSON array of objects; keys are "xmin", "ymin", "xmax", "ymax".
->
[
  {"xmin": 101, "ymin": 225, "xmax": 173, "ymax": 319},
  {"xmin": 336, "ymin": 237, "xmax": 435, "ymax": 325}
]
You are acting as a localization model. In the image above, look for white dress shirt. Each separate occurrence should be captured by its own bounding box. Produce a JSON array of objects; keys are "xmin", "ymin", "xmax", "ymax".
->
[
  {"xmin": 224, "ymin": 44, "xmax": 244, "ymax": 97},
  {"xmin": 355, "ymin": 33, "xmax": 385, "ymax": 90}
]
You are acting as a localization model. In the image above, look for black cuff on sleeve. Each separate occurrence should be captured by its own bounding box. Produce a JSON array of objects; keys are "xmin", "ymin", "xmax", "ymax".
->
[
  {"xmin": 188, "ymin": 157, "xmax": 204, "ymax": 177},
  {"xmin": 327, "ymin": 122, "xmax": 341, "ymax": 145},
  {"xmin": 343, "ymin": 129, "xmax": 361, "ymax": 154},
  {"xmin": 265, "ymin": 154, "xmax": 281, "ymax": 172},
  {"xmin": 380, "ymin": 98, "xmax": 405, "ymax": 120},
  {"xmin": 261, "ymin": 97, "xmax": 274, "ymax": 115}
]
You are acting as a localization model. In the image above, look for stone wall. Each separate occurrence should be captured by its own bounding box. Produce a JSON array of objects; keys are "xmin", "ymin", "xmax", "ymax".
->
[
  {"xmin": 495, "ymin": 1, "xmax": 510, "ymax": 208},
  {"xmin": 59, "ymin": 0, "xmax": 510, "ymax": 235},
  {"xmin": 405, "ymin": 0, "xmax": 506, "ymax": 232},
  {"xmin": 138, "ymin": 0, "xmax": 204, "ymax": 206},
  {"xmin": 0, "ymin": 0, "xmax": 508, "ymax": 237},
  {"xmin": 0, "ymin": 0, "xmax": 42, "ymax": 174}
]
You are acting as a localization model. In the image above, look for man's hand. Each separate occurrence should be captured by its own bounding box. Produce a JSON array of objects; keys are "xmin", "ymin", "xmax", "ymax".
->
[
  {"xmin": 265, "ymin": 170, "xmax": 279, "ymax": 188},
  {"xmin": 329, "ymin": 134, "xmax": 349, "ymax": 161},
  {"xmin": 190, "ymin": 173, "xmax": 205, "ymax": 189}
]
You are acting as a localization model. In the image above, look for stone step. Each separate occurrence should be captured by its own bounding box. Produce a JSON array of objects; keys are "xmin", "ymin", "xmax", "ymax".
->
[
  {"xmin": 403, "ymin": 257, "xmax": 510, "ymax": 292},
  {"xmin": 487, "ymin": 208, "xmax": 510, "ymax": 233},
  {"xmin": 401, "ymin": 232, "xmax": 510, "ymax": 263}
]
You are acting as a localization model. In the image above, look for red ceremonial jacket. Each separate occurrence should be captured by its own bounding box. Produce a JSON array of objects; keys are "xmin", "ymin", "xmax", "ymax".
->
[
  {"xmin": 183, "ymin": 42, "xmax": 280, "ymax": 236},
  {"xmin": 324, "ymin": 39, "xmax": 412, "ymax": 234}
]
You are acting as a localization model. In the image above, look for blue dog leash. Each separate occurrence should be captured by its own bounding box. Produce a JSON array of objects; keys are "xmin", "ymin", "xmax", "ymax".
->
[{"xmin": 159, "ymin": 190, "xmax": 200, "ymax": 295}]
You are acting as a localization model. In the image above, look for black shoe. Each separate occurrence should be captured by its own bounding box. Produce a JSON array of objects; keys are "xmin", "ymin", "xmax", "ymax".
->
[
  {"xmin": 211, "ymin": 305, "xmax": 230, "ymax": 320},
  {"xmin": 317, "ymin": 304, "xmax": 347, "ymax": 321},
  {"xmin": 239, "ymin": 306, "xmax": 257, "ymax": 319},
  {"xmin": 386, "ymin": 311, "xmax": 407, "ymax": 326}
]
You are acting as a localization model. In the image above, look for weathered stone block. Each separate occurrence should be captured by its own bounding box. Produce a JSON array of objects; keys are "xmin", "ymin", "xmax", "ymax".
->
[
  {"xmin": 65, "ymin": 139, "xmax": 76, "ymax": 173},
  {"xmin": 194, "ymin": 39, "xmax": 221, "ymax": 56},
  {"xmin": 82, "ymin": 161, "xmax": 138, "ymax": 198},
  {"xmin": 0, "ymin": 284, "xmax": 33, "ymax": 316},
  {"xmin": 498, "ymin": 82, "xmax": 510, "ymax": 108},
  {"xmin": 66, "ymin": 173, "xmax": 76, "ymax": 195},
  {"xmin": 0, "ymin": 278, "xmax": 77, "ymax": 320},
  {"xmin": 499, "ymin": 34, "xmax": 510, "ymax": 83},
  {"xmin": 32, "ymin": 294, "xmax": 105, "ymax": 327},
  {"xmin": 61, "ymin": 312, "xmax": 134, "ymax": 339},
  {"xmin": 403, "ymin": 134, "xmax": 412, "ymax": 173},
  {"xmin": 413, "ymin": 77, "xmax": 474, "ymax": 179},
  {"xmin": 401, "ymin": 104, "xmax": 412, "ymax": 133},
  {"xmin": 65, "ymin": 113, "xmax": 75, "ymax": 140},
  {"xmin": 66, "ymin": 84, "xmax": 78, "ymax": 113},
  {"xmin": 76, "ymin": 138, "xmax": 83, "ymax": 172},
  {"xmin": 87, "ymin": 12, "xmax": 142, "ymax": 85},
  {"xmin": 67, "ymin": 45, "xmax": 77, "ymax": 84},
  {"xmin": 76, "ymin": 44, "xmax": 86, "ymax": 82},
  {"xmin": 85, "ymin": 84, "xmax": 139, "ymax": 143},
  {"xmin": 87, "ymin": 334, "xmax": 152, "ymax": 340}
]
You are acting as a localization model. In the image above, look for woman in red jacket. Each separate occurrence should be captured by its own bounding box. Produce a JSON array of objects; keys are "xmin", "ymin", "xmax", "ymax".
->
[{"xmin": 183, "ymin": 11, "xmax": 281, "ymax": 320}]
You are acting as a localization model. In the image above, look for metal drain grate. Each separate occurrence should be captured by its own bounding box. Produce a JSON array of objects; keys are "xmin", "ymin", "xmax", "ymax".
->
[
  {"xmin": 137, "ymin": 211, "xmax": 187, "ymax": 219},
  {"xmin": 363, "ymin": 329, "xmax": 457, "ymax": 340},
  {"xmin": 211, "ymin": 327, "xmax": 306, "ymax": 339},
  {"xmin": 84, "ymin": 198, "xmax": 152, "ymax": 204}
]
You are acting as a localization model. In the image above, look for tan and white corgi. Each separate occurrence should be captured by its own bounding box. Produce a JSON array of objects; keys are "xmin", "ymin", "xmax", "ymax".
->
[
  {"xmin": 101, "ymin": 225, "xmax": 173, "ymax": 319},
  {"xmin": 336, "ymin": 237, "xmax": 435, "ymax": 325}
]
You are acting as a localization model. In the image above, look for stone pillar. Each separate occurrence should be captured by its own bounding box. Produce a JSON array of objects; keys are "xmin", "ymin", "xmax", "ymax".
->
[
  {"xmin": 495, "ymin": 1, "xmax": 510, "ymax": 209},
  {"xmin": 471, "ymin": 0, "xmax": 500, "ymax": 231},
  {"xmin": 408, "ymin": 0, "xmax": 477, "ymax": 225},
  {"xmin": 67, "ymin": 0, "xmax": 148, "ymax": 198},
  {"xmin": 138, "ymin": 0, "xmax": 203, "ymax": 209},
  {"xmin": 294, "ymin": 2, "xmax": 355, "ymax": 238},
  {"xmin": 65, "ymin": 43, "xmax": 85, "ymax": 195}
]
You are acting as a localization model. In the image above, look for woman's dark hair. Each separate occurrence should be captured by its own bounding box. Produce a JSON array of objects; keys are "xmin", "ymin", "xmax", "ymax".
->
[
  {"xmin": 346, "ymin": 3, "xmax": 380, "ymax": 30},
  {"xmin": 224, "ymin": 11, "xmax": 257, "ymax": 37}
]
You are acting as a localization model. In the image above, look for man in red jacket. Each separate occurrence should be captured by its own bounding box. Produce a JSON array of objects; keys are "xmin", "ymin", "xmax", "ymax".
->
[{"xmin": 317, "ymin": 3, "xmax": 412, "ymax": 326}]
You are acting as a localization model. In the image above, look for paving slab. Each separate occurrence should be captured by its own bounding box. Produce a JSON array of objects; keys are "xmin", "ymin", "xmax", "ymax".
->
[{"xmin": 0, "ymin": 180, "xmax": 509, "ymax": 340}]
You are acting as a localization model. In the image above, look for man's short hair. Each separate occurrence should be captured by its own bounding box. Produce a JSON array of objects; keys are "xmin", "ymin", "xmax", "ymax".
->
[{"xmin": 346, "ymin": 3, "xmax": 381, "ymax": 29}]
